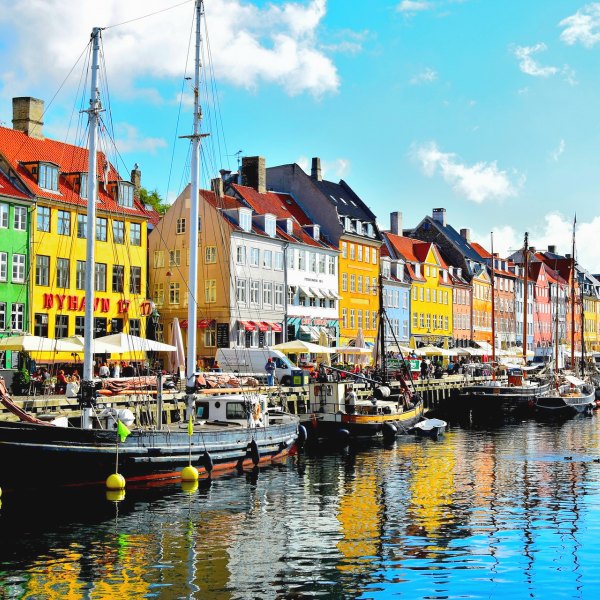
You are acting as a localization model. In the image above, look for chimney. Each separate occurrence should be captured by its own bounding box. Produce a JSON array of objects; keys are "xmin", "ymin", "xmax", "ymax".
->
[
  {"xmin": 12, "ymin": 97, "xmax": 44, "ymax": 139},
  {"xmin": 548, "ymin": 244, "xmax": 556, "ymax": 253},
  {"xmin": 130, "ymin": 163, "xmax": 141, "ymax": 190},
  {"xmin": 566, "ymin": 253, "xmax": 571, "ymax": 259},
  {"xmin": 311, "ymin": 157, "xmax": 322, "ymax": 181},
  {"xmin": 211, "ymin": 177, "xmax": 223, "ymax": 198},
  {"xmin": 390, "ymin": 211, "xmax": 403, "ymax": 235},
  {"xmin": 460, "ymin": 228, "xmax": 471, "ymax": 242},
  {"xmin": 241, "ymin": 156, "xmax": 266, "ymax": 194},
  {"xmin": 432, "ymin": 208, "xmax": 447, "ymax": 226},
  {"xmin": 530, "ymin": 246, "xmax": 536, "ymax": 253}
]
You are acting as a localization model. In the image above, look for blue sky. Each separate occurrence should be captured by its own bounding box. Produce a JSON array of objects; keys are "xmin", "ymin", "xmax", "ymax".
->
[{"xmin": 1, "ymin": 0, "xmax": 600, "ymax": 268}]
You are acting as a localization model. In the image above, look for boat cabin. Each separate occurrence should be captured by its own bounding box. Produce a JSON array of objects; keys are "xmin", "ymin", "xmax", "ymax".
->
[{"xmin": 194, "ymin": 393, "xmax": 267, "ymax": 428}]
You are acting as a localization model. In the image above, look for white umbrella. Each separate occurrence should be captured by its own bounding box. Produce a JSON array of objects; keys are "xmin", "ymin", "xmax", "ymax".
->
[
  {"xmin": 58, "ymin": 335, "xmax": 126, "ymax": 354},
  {"xmin": 0, "ymin": 334, "xmax": 82, "ymax": 353},
  {"xmin": 317, "ymin": 329, "xmax": 331, "ymax": 366},
  {"xmin": 168, "ymin": 318, "xmax": 186, "ymax": 374},
  {"xmin": 94, "ymin": 333, "xmax": 177, "ymax": 353},
  {"xmin": 271, "ymin": 340, "xmax": 335, "ymax": 354}
]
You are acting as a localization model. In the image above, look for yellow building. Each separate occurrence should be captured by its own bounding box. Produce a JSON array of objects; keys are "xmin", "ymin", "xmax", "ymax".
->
[
  {"xmin": 0, "ymin": 98, "xmax": 155, "ymax": 363},
  {"xmin": 339, "ymin": 236, "xmax": 381, "ymax": 346},
  {"xmin": 384, "ymin": 234, "xmax": 452, "ymax": 346},
  {"xmin": 471, "ymin": 264, "xmax": 492, "ymax": 344}
]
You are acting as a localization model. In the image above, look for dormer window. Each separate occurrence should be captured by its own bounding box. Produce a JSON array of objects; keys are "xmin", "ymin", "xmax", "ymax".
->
[
  {"xmin": 80, "ymin": 173, "xmax": 88, "ymax": 199},
  {"xmin": 414, "ymin": 263, "xmax": 421, "ymax": 277},
  {"xmin": 118, "ymin": 181, "xmax": 134, "ymax": 207},
  {"xmin": 265, "ymin": 214, "xmax": 276, "ymax": 237},
  {"xmin": 344, "ymin": 216, "xmax": 352, "ymax": 231},
  {"xmin": 39, "ymin": 163, "xmax": 59, "ymax": 192},
  {"xmin": 312, "ymin": 224, "xmax": 320, "ymax": 241},
  {"xmin": 239, "ymin": 208, "xmax": 252, "ymax": 232}
]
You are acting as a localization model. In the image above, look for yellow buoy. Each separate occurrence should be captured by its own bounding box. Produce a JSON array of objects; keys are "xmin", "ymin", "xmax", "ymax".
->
[
  {"xmin": 181, "ymin": 465, "xmax": 199, "ymax": 482},
  {"xmin": 181, "ymin": 480, "xmax": 199, "ymax": 494},
  {"xmin": 0, "ymin": 486, "xmax": 2, "ymax": 498},
  {"xmin": 106, "ymin": 473, "xmax": 126, "ymax": 490},
  {"xmin": 106, "ymin": 489, "xmax": 126, "ymax": 502}
]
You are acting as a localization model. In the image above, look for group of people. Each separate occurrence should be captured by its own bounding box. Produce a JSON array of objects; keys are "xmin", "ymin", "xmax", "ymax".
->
[
  {"xmin": 97, "ymin": 361, "xmax": 137, "ymax": 378},
  {"xmin": 31, "ymin": 367, "xmax": 80, "ymax": 394}
]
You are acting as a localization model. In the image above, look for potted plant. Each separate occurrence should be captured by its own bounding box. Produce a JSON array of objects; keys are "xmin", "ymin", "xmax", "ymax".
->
[{"xmin": 12, "ymin": 366, "xmax": 31, "ymax": 395}]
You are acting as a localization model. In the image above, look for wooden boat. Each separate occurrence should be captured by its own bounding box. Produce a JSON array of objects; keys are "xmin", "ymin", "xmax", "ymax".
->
[
  {"xmin": 535, "ymin": 375, "xmax": 595, "ymax": 416},
  {"xmin": 0, "ymin": 3, "xmax": 300, "ymax": 491},
  {"xmin": 409, "ymin": 418, "xmax": 447, "ymax": 439}
]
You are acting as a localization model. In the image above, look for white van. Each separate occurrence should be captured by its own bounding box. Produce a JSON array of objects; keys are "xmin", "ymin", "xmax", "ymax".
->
[{"xmin": 215, "ymin": 348, "xmax": 306, "ymax": 386}]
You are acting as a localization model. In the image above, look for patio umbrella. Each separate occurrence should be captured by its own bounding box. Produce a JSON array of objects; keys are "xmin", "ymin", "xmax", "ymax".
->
[
  {"xmin": 271, "ymin": 340, "xmax": 335, "ymax": 354},
  {"xmin": 168, "ymin": 318, "xmax": 186, "ymax": 374},
  {"xmin": 0, "ymin": 334, "xmax": 82, "ymax": 353},
  {"xmin": 317, "ymin": 329, "xmax": 331, "ymax": 366},
  {"xmin": 58, "ymin": 335, "xmax": 126, "ymax": 355},
  {"xmin": 93, "ymin": 333, "xmax": 177, "ymax": 353}
]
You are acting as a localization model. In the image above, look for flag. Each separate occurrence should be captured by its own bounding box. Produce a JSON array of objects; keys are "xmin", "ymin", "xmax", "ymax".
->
[
  {"xmin": 187, "ymin": 415, "xmax": 194, "ymax": 436},
  {"xmin": 117, "ymin": 419, "xmax": 131, "ymax": 443}
]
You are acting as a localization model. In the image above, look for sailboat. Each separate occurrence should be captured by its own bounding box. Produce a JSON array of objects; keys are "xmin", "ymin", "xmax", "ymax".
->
[
  {"xmin": 0, "ymin": 2, "xmax": 300, "ymax": 491},
  {"xmin": 302, "ymin": 274, "xmax": 425, "ymax": 442},
  {"xmin": 461, "ymin": 232, "xmax": 550, "ymax": 414},
  {"xmin": 535, "ymin": 219, "xmax": 595, "ymax": 416}
]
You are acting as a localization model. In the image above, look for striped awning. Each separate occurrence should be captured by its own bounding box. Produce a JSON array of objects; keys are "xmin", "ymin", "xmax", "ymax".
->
[
  {"xmin": 256, "ymin": 322, "xmax": 269, "ymax": 332},
  {"xmin": 238, "ymin": 320, "xmax": 256, "ymax": 331}
]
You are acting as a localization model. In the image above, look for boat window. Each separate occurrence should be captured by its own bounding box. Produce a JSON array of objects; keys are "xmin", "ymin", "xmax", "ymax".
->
[
  {"xmin": 226, "ymin": 402, "xmax": 246, "ymax": 419},
  {"xmin": 196, "ymin": 402, "xmax": 210, "ymax": 419}
]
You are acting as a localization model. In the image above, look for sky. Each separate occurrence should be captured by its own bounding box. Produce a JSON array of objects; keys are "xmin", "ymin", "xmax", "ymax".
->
[{"xmin": 1, "ymin": 0, "xmax": 600, "ymax": 270}]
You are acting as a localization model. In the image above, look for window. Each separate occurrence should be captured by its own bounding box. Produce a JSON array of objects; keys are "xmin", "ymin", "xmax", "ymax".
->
[
  {"xmin": 357, "ymin": 245, "xmax": 363, "ymax": 262},
  {"xmin": 34, "ymin": 313, "xmax": 48, "ymax": 337},
  {"xmin": 420, "ymin": 313, "xmax": 424, "ymax": 328},
  {"xmin": 275, "ymin": 252, "xmax": 284, "ymax": 270},
  {"xmin": 95, "ymin": 263, "xmax": 107, "ymax": 292},
  {"xmin": 204, "ymin": 325, "xmax": 216, "ymax": 347},
  {"xmin": 12, "ymin": 254, "xmax": 25, "ymax": 283},
  {"xmin": 287, "ymin": 249, "xmax": 294, "ymax": 269},
  {"xmin": 426, "ymin": 288, "xmax": 430, "ymax": 302},
  {"xmin": 129, "ymin": 318, "xmax": 141, "ymax": 337},
  {"xmin": 130, "ymin": 222, "xmax": 141, "ymax": 246},
  {"xmin": 176, "ymin": 218, "xmax": 186, "ymax": 234},
  {"xmin": 39, "ymin": 163, "xmax": 59, "ymax": 191},
  {"xmin": 413, "ymin": 312, "xmax": 418, "ymax": 328},
  {"xmin": 342, "ymin": 308, "xmax": 348, "ymax": 328},
  {"xmin": 205, "ymin": 246, "xmax": 217, "ymax": 264},
  {"xmin": 96, "ymin": 217, "xmax": 107, "ymax": 241},
  {"xmin": 56, "ymin": 257, "xmax": 70, "ymax": 288},
  {"xmin": 358, "ymin": 276, "xmax": 363, "ymax": 293},
  {"xmin": 250, "ymin": 280, "xmax": 260, "ymax": 304},
  {"xmin": 0, "ymin": 252, "xmax": 7, "ymax": 281},
  {"xmin": 130, "ymin": 266, "xmax": 142, "ymax": 294},
  {"xmin": 169, "ymin": 282, "xmax": 180, "ymax": 304},
  {"xmin": 365, "ymin": 278, "xmax": 370, "ymax": 295},
  {"xmin": 33, "ymin": 254, "xmax": 48, "ymax": 287},
  {"xmin": 13, "ymin": 206, "xmax": 26, "ymax": 230},
  {"xmin": 118, "ymin": 182, "xmax": 134, "ymax": 207},
  {"xmin": 76, "ymin": 260, "xmax": 86, "ymax": 290},
  {"xmin": 236, "ymin": 279, "xmax": 247, "ymax": 303},
  {"xmin": 153, "ymin": 250, "xmax": 164, "ymax": 268},
  {"xmin": 57, "ymin": 210, "xmax": 70, "ymax": 236},
  {"xmin": 263, "ymin": 281, "xmax": 272, "ymax": 306},
  {"xmin": 372, "ymin": 312, "xmax": 377, "ymax": 330},
  {"xmin": 112, "ymin": 265, "xmax": 124, "ymax": 293},
  {"xmin": 274, "ymin": 283, "xmax": 284, "ymax": 307},
  {"xmin": 365, "ymin": 247, "xmax": 370, "ymax": 263},
  {"xmin": 0, "ymin": 204, "xmax": 7, "ymax": 228},
  {"xmin": 80, "ymin": 173, "xmax": 88, "ymax": 199},
  {"xmin": 11, "ymin": 303, "xmax": 24, "ymax": 331},
  {"xmin": 372, "ymin": 277, "xmax": 377, "ymax": 295},
  {"xmin": 350, "ymin": 274, "xmax": 356, "ymax": 292},
  {"xmin": 113, "ymin": 220, "xmax": 125, "ymax": 244},
  {"xmin": 239, "ymin": 209, "xmax": 252, "ymax": 232},
  {"xmin": 350, "ymin": 244, "xmax": 355, "ymax": 260},
  {"xmin": 263, "ymin": 250, "xmax": 272, "ymax": 269},
  {"xmin": 350, "ymin": 309, "xmax": 355, "ymax": 328},
  {"xmin": 153, "ymin": 283, "xmax": 164, "ymax": 306},
  {"xmin": 309, "ymin": 253, "xmax": 317, "ymax": 273},
  {"xmin": 358, "ymin": 310, "xmax": 363, "ymax": 329},
  {"xmin": 236, "ymin": 245, "xmax": 246, "ymax": 264},
  {"xmin": 77, "ymin": 214, "xmax": 87, "ymax": 238},
  {"xmin": 341, "ymin": 242, "xmax": 347, "ymax": 259},
  {"xmin": 265, "ymin": 215, "xmax": 276, "ymax": 237},
  {"xmin": 419, "ymin": 287, "xmax": 424, "ymax": 301},
  {"xmin": 169, "ymin": 250, "xmax": 181, "ymax": 267},
  {"xmin": 328, "ymin": 256, "xmax": 336, "ymax": 275},
  {"xmin": 342, "ymin": 273, "xmax": 348, "ymax": 291},
  {"xmin": 372, "ymin": 250, "xmax": 377, "ymax": 265},
  {"xmin": 205, "ymin": 279, "xmax": 216, "ymax": 303},
  {"xmin": 318, "ymin": 254, "xmax": 326, "ymax": 274},
  {"xmin": 298, "ymin": 251, "xmax": 305, "ymax": 270},
  {"xmin": 55, "ymin": 315, "xmax": 69, "ymax": 338},
  {"xmin": 37, "ymin": 206, "xmax": 50, "ymax": 232}
]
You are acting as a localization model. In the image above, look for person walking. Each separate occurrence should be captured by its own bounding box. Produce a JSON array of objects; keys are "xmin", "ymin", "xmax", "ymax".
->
[
  {"xmin": 265, "ymin": 357, "xmax": 276, "ymax": 386},
  {"xmin": 113, "ymin": 361, "xmax": 121, "ymax": 378},
  {"xmin": 98, "ymin": 362, "xmax": 109, "ymax": 378}
]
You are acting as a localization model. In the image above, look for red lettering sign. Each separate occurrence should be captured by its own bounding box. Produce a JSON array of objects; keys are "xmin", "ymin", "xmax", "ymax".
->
[
  {"xmin": 101, "ymin": 298, "xmax": 110, "ymax": 313},
  {"xmin": 117, "ymin": 299, "xmax": 130, "ymax": 314},
  {"xmin": 43, "ymin": 293, "xmax": 54, "ymax": 309},
  {"xmin": 139, "ymin": 301, "xmax": 152, "ymax": 316},
  {"xmin": 68, "ymin": 296, "xmax": 78, "ymax": 310}
]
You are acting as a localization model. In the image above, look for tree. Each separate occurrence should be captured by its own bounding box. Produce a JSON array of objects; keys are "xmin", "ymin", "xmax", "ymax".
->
[{"xmin": 139, "ymin": 187, "xmax": 169, "ymax": 215}]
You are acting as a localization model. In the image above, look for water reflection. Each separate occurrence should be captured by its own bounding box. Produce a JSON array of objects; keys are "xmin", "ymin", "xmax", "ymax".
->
[{"xmin": 1, "ymin": 416, "xmax": 600, "ymax": 598}]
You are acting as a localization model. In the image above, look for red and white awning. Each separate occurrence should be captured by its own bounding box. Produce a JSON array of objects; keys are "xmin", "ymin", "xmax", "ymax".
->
[{"xmin": 238, "ymin": 320, "xmax": 256, "ymax": 331}]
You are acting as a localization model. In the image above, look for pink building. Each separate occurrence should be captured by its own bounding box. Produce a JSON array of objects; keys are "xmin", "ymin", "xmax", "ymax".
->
[{"xmin": 530, "ymin": 262, "xmax": 553, "ymax": 353}]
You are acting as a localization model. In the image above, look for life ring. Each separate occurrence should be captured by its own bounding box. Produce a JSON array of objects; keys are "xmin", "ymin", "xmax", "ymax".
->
[{"xmin": 252, "ymin": 403, "xmax": 262, "ymax": 422}]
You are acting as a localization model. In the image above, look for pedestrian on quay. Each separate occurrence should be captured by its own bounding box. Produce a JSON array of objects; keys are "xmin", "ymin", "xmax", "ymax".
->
[
  {"xmin": 99, "ymin": 362, "xmax": 109, "ymax": 378},
  {"xmin": 265, "ymin": 357, "xmax": 276, "ymax": 386},
  {"xmin": 113, "ymin": 361, "xmax": 121, "ymax": 378}
]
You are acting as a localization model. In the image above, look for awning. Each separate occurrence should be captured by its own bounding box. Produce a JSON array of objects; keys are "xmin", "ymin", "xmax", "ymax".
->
[
  {"xmin": 269, "ymin": 322, "xmax": 283, "ymax": 332},
  {"xmin": 299, "ymin": 287, "xmax": 314, "ymax": 298},
  {"xmin": 300, "ymin": 325, "xmax": 318, "ymax": 341},
  {"xmin": 238, "ymin": 320, "xmax": 256, "ymax": 331},
  {"xmin": 198, "ymin": 319, "xmax": 215, "ymax": 328},
  {"xmin": 328, "ymin": 290, "xmax": 342, "ymax": 300},
  {"xmin": 310, "ymin": 288, "xmax": 324, "ymax": 298},
  {"xmin": 256, "ymin": 321, "xmax": 269, "ymax": 332}
]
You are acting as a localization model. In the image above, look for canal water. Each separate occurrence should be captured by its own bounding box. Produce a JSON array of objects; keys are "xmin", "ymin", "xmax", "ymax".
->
[{"xmin": 1, "ymin": 414, "xmax": 600, "ymax": 599}]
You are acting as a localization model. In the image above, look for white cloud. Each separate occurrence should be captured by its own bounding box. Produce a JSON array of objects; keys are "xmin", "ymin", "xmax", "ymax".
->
[
  {"xmin": 410, "ymin": 67, "xmax": 438, "ymax": 84},
  {"xmin": 296, "ymin": 155, "xmax": 350, "ymax": 179},
  {"xmin": 513, "ymin": 43, "xmax": 558, "ymax": 77},
  {"xmin": 114, "ymin": 123, "xmax": 167, "ymax": 154},
  {"xmin": 559, "ymin": 3, "xmax": 600, "ymax": 48},
  {"xmin": 550, "ymin": 139, "xmax": 566, "ymax": 162},
  {"xmin": 473, "ymin": 213, "xmax": 600, "ymax": 272},
  {"xmin": 397, "ymin": 1, "xmax": 432, "ymax": 12},
  {"xmin": 412, "ymin": 141, "xmax": 523, "ymax": 203},
  {"xmin": 0, "ymin": 0, "xmax": 339, "ymax": 101}
]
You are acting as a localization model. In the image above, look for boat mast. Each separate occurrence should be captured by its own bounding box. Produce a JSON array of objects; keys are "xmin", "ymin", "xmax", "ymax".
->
[
  {"xmin": 81, "ymin": 27, "xmax": 103, "ymax": 427},
  {"xmin": 185, "ymin": 0, "xmax": 203, "ymax": 396},
  {"xmin": 378, "ymin": 272, "xmax": 387, "ymax": 384},
  {"xmin": 490, "ymin": 232, "xmax": 496, "ymax": 377},
  {"xmin": 570, "ymin": 218, "xmax": 576, "ymax": 370},
  {"xmin": 554, "ymin": 279, "xmax": 559, "ymax": 377},
  {"xmin": 522, "ymin": 232, "xmax": 528, "ymax": 365}
]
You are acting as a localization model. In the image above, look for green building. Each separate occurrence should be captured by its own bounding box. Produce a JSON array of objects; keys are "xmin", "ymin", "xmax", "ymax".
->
[{"xmin": 0, "ymin": 171, "xmax": 32, "ymax": 369}]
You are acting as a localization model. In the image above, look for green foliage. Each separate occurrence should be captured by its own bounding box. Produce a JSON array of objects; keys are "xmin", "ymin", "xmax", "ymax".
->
[
  {"xmin": 13, "ymin": 366, "xmax": 31, "ymax": 395},
  {"xmin": 139, "ymin": 187, "xmax": 169, "ymax": 215}
]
